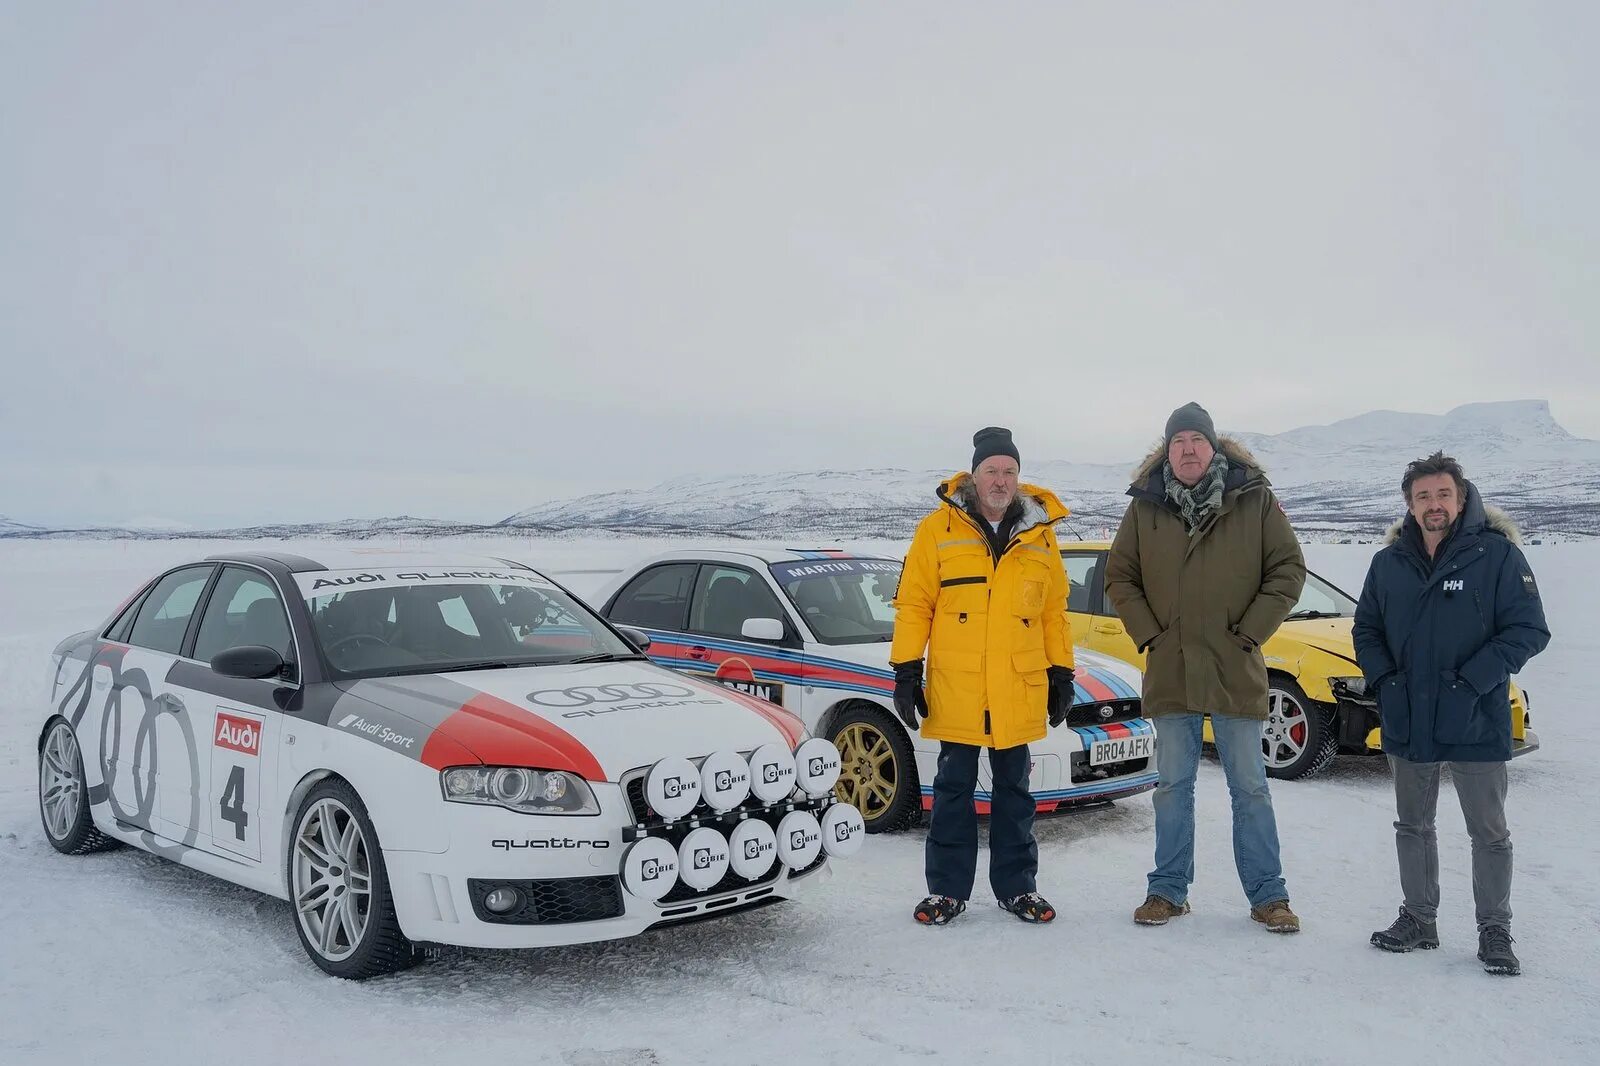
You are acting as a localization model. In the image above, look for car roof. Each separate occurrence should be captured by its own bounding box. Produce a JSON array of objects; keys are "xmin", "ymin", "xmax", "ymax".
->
[
  {"xmin": 627, "ymin": 546, "xmax": 899, "ymax": 569},
  {"xmin": 203, "ymin": 549, "xmax": 537, "ymax": 574}
]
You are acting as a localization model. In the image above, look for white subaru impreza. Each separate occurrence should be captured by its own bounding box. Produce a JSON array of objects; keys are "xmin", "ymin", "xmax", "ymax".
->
[{"xmin": 37, "ymin": 550, "xmax": 861, "ymax": 979}]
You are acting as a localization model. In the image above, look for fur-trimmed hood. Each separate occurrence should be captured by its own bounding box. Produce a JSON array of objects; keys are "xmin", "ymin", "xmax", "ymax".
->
[
  {"xmin": 1130, "ymin": 434, "xmax": 1266, "ymax": 484},
  {"xmin": 1383, "ymin": 480, "xmax": 1524, "ymax": 547},
  {"xmin": 1126, "ymin": 435, "xmax": 1269, "ymax": 507},
  {"xmin": 936, "ymin": 472, "xmax": 1068, "ymax": 535}
]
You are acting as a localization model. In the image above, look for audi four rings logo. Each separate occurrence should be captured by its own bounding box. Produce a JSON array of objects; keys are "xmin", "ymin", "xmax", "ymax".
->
[
  {"xmin": 527, "ymin": 682, "xmax": 695, "ymax": 708},
  {"xmin": 1098, "ymin": 705, "xmax": 1114, "ymax": 720}
]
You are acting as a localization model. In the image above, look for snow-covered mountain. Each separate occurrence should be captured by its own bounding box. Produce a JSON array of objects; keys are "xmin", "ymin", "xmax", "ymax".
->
[
  {"xmin": 6, "ymin": 401, "xmax": 1595, "ymax": 541},
  {"xmin": 498, "ymin": 400, "xmax": 1600, "ymax": 541}
]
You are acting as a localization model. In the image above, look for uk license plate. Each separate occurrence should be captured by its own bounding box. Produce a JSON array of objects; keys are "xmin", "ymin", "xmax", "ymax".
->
[{"xmin": 1089, "ymin": 734, "xmax": 1154, "ymax": 766}]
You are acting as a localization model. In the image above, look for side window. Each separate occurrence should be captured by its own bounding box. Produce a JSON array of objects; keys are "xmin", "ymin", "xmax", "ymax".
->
[
  {"xmin": 1062, "ymin": 553, "xmax": 1103, "ymax": 616},
  {"xmin": 105, "ymin": 581, "xmax": 154, "ymax": 642},
  {"xmin": 608, "ymin": 564, "xmax": 698, "ymax": 631},
  {"xmin": 690, "ymin": 565, "xmax": 787, "ymax": 640},
  {"xmin": 127, "ymin": 566, "xmax": 216, "ymax": 655},
  {"xmin": 193, "ymin": 567, "xmax": 294, "ymax": 666}
]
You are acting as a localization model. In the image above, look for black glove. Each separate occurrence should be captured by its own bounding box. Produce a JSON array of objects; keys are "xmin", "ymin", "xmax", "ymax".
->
[
  {"xmin": 891, "ymin": 660, "xmax": 929, "ymax": 732},
  {"xmin": 1047, "ymin": 666, "xmax": 1076, "ymax": 727}
]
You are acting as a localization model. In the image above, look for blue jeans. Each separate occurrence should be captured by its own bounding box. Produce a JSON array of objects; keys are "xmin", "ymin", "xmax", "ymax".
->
[{"xmin": 1148, "ymin": 713, "xmax": 1287, "ymax": 908}]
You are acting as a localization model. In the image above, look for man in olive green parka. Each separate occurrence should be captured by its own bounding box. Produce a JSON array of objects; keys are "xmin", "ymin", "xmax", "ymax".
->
[{"xmin": 1105, "ymin": 402, "xmax": 1306, "ymax": 933}]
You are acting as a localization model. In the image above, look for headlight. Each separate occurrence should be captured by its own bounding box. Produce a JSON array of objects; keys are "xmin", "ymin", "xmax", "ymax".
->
[
  {"xmin": 1330, "ymin": 676, "xmax": 1369, "ymax": 701},
  {"xmin": 439, "ymin": 766, "xmax": 599, "ymax": 815}
]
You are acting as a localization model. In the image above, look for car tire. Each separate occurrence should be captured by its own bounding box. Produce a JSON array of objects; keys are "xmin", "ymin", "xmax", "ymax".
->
[
  {"xmin": 827, "ymin": 702, "xmax": 922, "ymax": 834},
  {"xmin": 38, "ymin": 718, "xmax": 119, "ymax": 855},
  {"xmin": 1262, "ymin": 677, "xmax": 1338, "ymax": 780},
  {"xmin": 288, "ymin": 778, "xmax": 418, "ymax": 980}
]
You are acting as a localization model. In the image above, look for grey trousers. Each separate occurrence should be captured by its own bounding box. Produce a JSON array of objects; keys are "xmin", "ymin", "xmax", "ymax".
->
[{"xmin": 1389, "ymin": 755, "xmax": 1512, "ymax": 929}]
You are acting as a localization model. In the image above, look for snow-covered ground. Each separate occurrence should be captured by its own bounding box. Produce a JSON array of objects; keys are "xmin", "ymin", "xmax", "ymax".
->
[{"xmin": 2, "ymin": 537, "xmax": 1597, "ymax": 1065}]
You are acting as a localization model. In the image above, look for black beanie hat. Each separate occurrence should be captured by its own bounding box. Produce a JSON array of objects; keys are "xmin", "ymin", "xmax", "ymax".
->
[
  {"xmin": 1164, "ymin": 402, "xmax": 1219, "ymax": 449},
  {"xmin": 971, "ymin": 426, "xmax": 1020, "ymax": 471}
]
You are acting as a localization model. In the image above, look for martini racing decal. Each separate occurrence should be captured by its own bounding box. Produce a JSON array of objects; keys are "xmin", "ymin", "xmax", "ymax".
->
[
  {"xmin": 769, "ymin": 558, "xmax": 902, "ymax": 584},
  {"xmin": 294, "ymin": 569, "xmax": 558, "ymax": 599},
  {"xmin": 711, "ymin": 657, "xmax": 782, "ymax": 703}
]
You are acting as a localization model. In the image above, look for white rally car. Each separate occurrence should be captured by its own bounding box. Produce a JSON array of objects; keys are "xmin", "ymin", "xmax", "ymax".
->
[
  {"xmin": 36, "ymin": 550, "xmax": 861, "ymax": 979},
  {"xmin": 595, "ymin": 549, "xmax": 1157, "ymax": 833}
]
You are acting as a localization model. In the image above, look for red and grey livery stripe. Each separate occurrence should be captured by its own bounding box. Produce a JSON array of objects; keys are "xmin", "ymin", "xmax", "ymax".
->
[{"xmin": 331, "ymin": 674, "xmax": 606, "ymax": 779}]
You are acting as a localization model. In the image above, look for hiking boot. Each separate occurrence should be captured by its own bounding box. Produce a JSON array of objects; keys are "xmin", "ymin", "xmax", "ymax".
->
[
  {"xmin": 1250, "ymin": 899, "xmax": 1301, "ymax": 934},
  {"xmin": 998, "ymin": 892, "xmax": 1056, "ymax": 924},
  {"xmin": 1370, "ymin": 908, "xmax": 1439, "ymax": 952},
  {"xmin": 913, "ymin": 894, "xmax": 966, "ymax": 926},
  {"xmin": 1134, "ymin": 894, "xmax": 1191, "ymax": 926},
  {"xmin": 1478, "ymin": 925, "xmax": 1521, "ymax": 976}
]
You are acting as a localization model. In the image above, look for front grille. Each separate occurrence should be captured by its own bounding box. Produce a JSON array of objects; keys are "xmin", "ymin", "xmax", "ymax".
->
[
  {"xmin": 1066, "ymin": 699, "xmax": 1142, "ymax": 728},
  {"xmin": 467, "ymin": 876, "xmax": 625, "ymax": 925}
]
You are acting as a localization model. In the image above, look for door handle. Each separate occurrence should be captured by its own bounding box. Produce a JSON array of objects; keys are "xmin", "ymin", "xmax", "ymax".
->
[
  {"xmin": 687, "ymin": 646, "xmax": 710, "ymax": 661},
  {"xmin": 1092, "ymin": 623, "xmax": 1122, "ymax": 635},
  {"xmin": 155, "ymin": 693, "xmax": 186, "ymax": 713}
]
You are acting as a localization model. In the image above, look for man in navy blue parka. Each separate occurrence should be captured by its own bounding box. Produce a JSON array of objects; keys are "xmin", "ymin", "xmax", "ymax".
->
[{"xmin": 1353, "ymin": 451, "xmax": 1550, "ymax": 976}]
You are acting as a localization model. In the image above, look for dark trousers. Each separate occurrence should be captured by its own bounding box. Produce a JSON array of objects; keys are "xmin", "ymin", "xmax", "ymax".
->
[{"xmin": 925, "ymin": 741, "xmax": 1038, "ymax": 900}]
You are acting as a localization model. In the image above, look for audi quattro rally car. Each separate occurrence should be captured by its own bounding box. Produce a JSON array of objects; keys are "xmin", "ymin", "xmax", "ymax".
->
[
  {"xmin": 37, "ymin": 551, "xmax": 863, "ymax": 980},
  {"xmin": 1059, "ymin": 543, "xmax": 1540, "ymax": 779},
  {"xmin": 595, "ymin": 549, "xmax": 1157, "ymax": 833}
]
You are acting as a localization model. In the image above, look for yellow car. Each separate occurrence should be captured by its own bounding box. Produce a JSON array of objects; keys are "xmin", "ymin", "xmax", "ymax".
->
[{"xmin": 1060, "ymin": 543, "xmax": 1539, "ymax": 779}]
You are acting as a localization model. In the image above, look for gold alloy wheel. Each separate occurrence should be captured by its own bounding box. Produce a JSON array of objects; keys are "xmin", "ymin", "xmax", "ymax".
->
[{"xmin": 833, "ymin": 722, "xmax": 899, "ymax": 820}]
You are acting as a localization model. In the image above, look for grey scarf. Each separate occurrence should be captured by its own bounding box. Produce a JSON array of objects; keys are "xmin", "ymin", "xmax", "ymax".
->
[{"xmin": 1164, "ymin": 453, "xmax": 1230, "ymax": 533}]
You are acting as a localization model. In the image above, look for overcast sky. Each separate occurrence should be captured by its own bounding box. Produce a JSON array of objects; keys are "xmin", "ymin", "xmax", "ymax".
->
[{"xmin": 4, "ymin": 2, "xmax": 1597, "ymax": 527}]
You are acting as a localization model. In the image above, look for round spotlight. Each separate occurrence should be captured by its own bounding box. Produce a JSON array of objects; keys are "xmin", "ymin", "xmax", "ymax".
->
[
  {"xmin": 677, "ymin": 827, "xmax": 731, "ymax": 891},
  {"xmin": 775, "ymin": 810, "xmax": 823, "ymax": 869},
  {"xmin": 747, "ymin": 743, "xmax": 798, "ymax": 804},
  {"xmin": 820, "ymin": 802, "xmax": 866, "ymax": 858},
  {"xmin": 699, "ymin": 750, "xmax": 751, "ymax": 812},
  {"xmin": 727, "ymin": 818, "xmax": 778, "ymax": 880},
  {"xmin": 794, "ymin": 737, "xmax": 842, "ymax": 798},
  {"xmin": 644, "ymin": 756, "xmax": 702, "ymax": 820},
  {"xmin": 619, "ymin": 836, "xmax": 679, "ymax": 901}
]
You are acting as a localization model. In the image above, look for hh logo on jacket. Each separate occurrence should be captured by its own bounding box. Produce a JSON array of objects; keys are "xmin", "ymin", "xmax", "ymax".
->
[{"xmin": 1443, "ymin": 579, "xmax": 1465, "ymax": 592}]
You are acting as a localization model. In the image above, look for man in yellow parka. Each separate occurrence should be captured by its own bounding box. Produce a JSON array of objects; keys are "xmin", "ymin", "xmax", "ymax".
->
[{"xmin": 891, "ymin": 426, "xmax": 1075, "ymax": 926}]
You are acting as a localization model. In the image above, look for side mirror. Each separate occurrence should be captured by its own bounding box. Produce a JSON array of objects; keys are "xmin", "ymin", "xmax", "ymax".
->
[
  {"xmin": 741, "ymin": 617, "xmax": 785, "ymax": 642},
  {"xmin": 212, "ymin": 645, "xmax": 286, "ymax": 680},
  {"xmin": 615, "ymin": 626, "xmax": 652, "ymax": 652}
]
